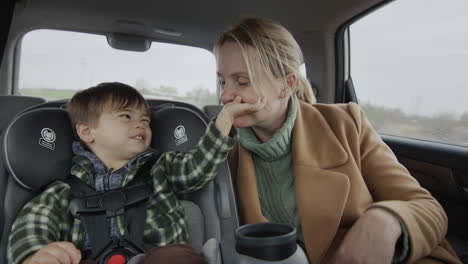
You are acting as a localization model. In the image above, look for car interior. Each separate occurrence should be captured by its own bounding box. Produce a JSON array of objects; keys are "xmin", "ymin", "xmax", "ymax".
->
[{"xmin": 1, "ymin": 0, "xmax": 467, "ymax": 263}]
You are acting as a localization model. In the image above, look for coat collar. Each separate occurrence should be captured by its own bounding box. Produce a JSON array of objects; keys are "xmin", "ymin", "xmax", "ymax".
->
[{"xmin": 292, "ymin": 101, "xmax": 348, "ymax": 169}]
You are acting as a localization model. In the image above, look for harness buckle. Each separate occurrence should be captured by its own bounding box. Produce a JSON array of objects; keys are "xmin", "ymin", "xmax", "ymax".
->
[
  {"xmin": 106, "ymin": 253, "xmax": 126, "ymax": 264},
  {"xmin": 98, "ymin": 242, "xmax": 142, "ymax": 264}
]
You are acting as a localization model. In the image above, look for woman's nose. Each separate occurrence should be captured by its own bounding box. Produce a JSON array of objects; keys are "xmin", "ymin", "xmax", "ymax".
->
[
  {"xmin": 220, "ymin": 92, "xmax": 232, "ymax": 105},
  {"xmin": 220, "ymin": 85, "xmax": 236, "ymax": 104}
]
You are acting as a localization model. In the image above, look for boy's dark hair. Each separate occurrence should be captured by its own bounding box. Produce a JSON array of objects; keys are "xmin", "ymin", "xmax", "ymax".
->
[{"xmin": 67, "ymin": 82, "xmax": 150, "ymax": 128}]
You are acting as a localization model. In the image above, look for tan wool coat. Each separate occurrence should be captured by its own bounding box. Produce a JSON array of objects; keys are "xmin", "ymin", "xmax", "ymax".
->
[{"xmin": 229, "ymin": 101, "xmax": 461, "ymax": 264}]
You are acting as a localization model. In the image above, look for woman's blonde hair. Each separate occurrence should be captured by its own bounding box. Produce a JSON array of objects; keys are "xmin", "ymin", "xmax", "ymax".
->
[{"xmin": 213, "ymin": 17, "xmax": 315, "ymax": 104}]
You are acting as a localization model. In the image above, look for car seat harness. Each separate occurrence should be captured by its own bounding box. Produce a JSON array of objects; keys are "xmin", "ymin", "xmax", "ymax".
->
[{"xmin": 66, "ymin": 157, "xmax": 156, "ymax": 264}]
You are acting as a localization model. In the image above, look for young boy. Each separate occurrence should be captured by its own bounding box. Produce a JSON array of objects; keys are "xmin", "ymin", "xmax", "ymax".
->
[{"xmin": 8, "ymin": 82, "xmax": 264, "ymax": 264}]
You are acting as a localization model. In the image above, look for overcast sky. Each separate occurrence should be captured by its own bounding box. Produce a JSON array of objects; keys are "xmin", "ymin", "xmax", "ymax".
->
[
  {"xmin": 351, "ymin": 0, "xmax": 468, "ymax": 117},
  {"xmin": 19, "ymin": 0, "xmax": 468, "ymax": 117}
]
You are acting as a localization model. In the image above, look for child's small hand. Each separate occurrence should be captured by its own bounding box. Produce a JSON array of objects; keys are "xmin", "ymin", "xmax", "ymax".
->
[
  {"xmin": 216, "ymin": 96, "xmax": 266, "ymax": 136},
  {"xmin": 223, "ymin": 95, "xmax": 266, "ymax": 119},
  {"xmin": 22, "ymin": 242, "xmax": 81, "ymax": 264}
]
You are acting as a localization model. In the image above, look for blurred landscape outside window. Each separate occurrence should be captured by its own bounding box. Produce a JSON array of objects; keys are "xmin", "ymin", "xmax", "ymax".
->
[{"xmin": 351, "ymin": 0, "xmax": 468, "ymax": 147}]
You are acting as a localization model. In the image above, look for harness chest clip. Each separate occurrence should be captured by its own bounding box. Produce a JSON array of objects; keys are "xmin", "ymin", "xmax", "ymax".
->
[{"xmin": 100, "ymin": 190, "xmax": 126, "ymax": 217}]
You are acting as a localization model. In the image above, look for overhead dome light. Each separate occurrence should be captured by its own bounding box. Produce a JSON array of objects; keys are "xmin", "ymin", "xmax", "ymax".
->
[{"xmin": 154, "ymin": 27, "xmax": 182, "ymax": 37}]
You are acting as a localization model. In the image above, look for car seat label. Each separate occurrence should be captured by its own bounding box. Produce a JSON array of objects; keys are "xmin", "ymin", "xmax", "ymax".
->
[
  {"xmin": 174, "ymin": 125, "xmax": 188, "ymax": 146},
  {"xmin": 39, "ymin": 128, "xmax": 56, "ymax": 150}
]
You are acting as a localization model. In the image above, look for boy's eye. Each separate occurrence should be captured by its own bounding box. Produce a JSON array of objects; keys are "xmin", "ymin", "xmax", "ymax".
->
[
  {"xmin": 120, "ymin": 114, "xmax": 131, "ymax": 119},
  {"xmin": 142, "ymin": 119, "xmax": 150, "ymax": 124}
]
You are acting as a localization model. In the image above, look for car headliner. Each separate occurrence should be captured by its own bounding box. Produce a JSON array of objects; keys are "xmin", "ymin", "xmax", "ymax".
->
[{"xmin": 12, "ymin": 0, "xmax": 386, "ymax": 49}]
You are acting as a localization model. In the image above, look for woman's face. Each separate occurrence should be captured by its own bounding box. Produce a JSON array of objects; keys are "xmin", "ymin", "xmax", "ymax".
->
[{"xmin": 217, "ymin": 41, "xmax": 289, "ymax": 130}]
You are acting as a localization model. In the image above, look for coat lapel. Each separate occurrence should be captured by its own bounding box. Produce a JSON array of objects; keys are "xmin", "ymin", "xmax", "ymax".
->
[
  {"xmin": 236, "ymin": 144, "xmax": 269, "ymax": 223},
  {"xmin": 293, "ymin": 165, "xmax": 350, "ymax": 263},
  {"xmin": 292, "ymin": 102, "xmax": 351, "ymax": 263},
  {"xmin": 292, "ymin": 101, "xmax": 348, "ymax": 169}
]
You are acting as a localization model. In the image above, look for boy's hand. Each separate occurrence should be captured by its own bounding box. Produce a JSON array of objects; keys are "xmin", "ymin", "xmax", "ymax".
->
[
  {"xmin": 216, "ymin": 96, "xmax": 266, "ymax": 136},
  {"xmin": 22, "ymin": 242, "xmax": 81, "ymax": 264}
]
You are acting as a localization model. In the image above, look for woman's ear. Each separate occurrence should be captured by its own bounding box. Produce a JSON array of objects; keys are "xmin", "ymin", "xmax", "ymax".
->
[
  {"xmin": 280, "ymin": 73, "xmax": 297, "ymax": 98},
  {"xmin": 286, "ymin": 73, "xmax": 297, "ymax": 91},
  {"xmin": 76, "ymin": 123, "xmax": 94, "ymax": 143}
]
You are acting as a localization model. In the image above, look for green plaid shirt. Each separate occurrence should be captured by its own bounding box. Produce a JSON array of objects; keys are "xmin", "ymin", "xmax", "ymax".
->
[{"xmin": 8, "ymin": 121, "xmax": 236, "ymax": 264}]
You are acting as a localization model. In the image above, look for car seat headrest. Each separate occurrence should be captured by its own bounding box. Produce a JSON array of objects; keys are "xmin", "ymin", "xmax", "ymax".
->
[
  {"xmin": 151, "ymin": 106, "xmax": 207, "ymax": 153},
  {"xmin": 3, "ymin": 108, "xmax": 74, "ymax": 191}
]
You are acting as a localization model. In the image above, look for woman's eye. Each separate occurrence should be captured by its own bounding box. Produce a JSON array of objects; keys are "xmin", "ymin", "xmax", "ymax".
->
[
  {"xmin": 218, "ymin": 79, "xmax": 226, "ymax": 88},
  {"xmin": 238, "ymin": 77, "xmax": 250, "ymax": 86},
  {"xmin": 238, "ymin": 81, "xmax": 250, "ymax": 86},
  {"xmin": 142, "ymin": 119, "xmax": 150, "ymax": 124}
]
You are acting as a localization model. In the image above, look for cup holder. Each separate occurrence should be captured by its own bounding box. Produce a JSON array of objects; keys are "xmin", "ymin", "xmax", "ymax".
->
[{"xmin": 235, "ymin": 223, "xmax": 297, "ymax": 261}]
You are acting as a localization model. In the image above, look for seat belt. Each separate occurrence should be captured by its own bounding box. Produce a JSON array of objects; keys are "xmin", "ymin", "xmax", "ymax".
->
[{"xmin": 67, "ymin": 156, "xmax": 157, "ymax": 262}]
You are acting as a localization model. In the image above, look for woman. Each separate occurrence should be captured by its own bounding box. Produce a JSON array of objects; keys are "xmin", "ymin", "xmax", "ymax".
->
[{"xmin": 214, "ymin": 17, "xmax": 461, "ymax": 264}]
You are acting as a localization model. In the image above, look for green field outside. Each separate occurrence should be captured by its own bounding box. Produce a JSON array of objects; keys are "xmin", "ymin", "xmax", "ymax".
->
[{"xmin": 20, "ymin": 88, "xmax": 76, "ymax": 100}]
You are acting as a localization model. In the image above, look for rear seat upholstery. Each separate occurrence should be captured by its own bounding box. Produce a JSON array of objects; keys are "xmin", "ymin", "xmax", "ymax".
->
[{"xmin": 0, "ymin": 100, "xmax": 238, "ymax": 263}]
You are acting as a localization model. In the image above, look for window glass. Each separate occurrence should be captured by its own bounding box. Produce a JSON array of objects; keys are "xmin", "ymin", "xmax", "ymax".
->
[
  {"xmin": 351, "ymin": 0, "xmax": 468, "ymax": 147},
  {"xmin": 18, "ymin": 30, "xmax": 217, "ymax": 108}
]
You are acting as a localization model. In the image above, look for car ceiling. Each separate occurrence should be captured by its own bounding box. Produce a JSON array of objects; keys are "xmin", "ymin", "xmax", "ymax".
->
[{"xmin": 13, "ymin": 0, "xmax": 385, "ymax": 49}]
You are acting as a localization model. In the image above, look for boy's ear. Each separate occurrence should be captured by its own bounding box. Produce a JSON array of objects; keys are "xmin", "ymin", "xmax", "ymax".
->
[{"xmin": 75, "ymin": 123, "xmax": 94, "ymax": 143}]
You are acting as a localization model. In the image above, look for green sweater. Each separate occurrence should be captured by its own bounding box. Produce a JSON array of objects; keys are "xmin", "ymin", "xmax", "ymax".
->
[{"xmin": 239, "ymin": 96, "xmax": 408, "ymax": 263}]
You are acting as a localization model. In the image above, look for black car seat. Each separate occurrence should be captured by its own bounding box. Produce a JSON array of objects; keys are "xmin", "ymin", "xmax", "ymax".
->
[
  {"xmin": 203, "ymin": 105, "xmax": 223, "ymax": 120},
  {"xmin": 151, "ymin": 106, "xmax": 239, "ymax": 253},
  {"xmin": 148, "ymin": 99, "xmax": 209, "ymax": 123},
  {"xmin": 0, "ymin": 108, "xmax": 74, "ymax": 263},
  {"xmin": 0, "ymin": 95, "xmax": 46, "ymax": 136},
  {"xmin": 0, "ymin": 95, "xmax": 46, "ymax": 241},
  {"xmin": 0, "ymin": 104, "xmax": 239, "ymax": 264}
]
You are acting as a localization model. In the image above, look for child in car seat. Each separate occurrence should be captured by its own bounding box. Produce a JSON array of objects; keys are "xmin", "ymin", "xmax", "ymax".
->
[{"xmin": 7, "ymin": 82, "xmax": 265, "ymax": 264}]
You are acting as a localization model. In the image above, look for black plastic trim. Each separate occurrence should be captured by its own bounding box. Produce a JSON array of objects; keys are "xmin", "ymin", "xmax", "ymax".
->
[
  {"xmin": 0, "ymin": 0, "xmax": 16, "ymax": 67},
  {"xmin": 235, "ymin": 223, "xmax": 297, "ymax": 261},
  {"xmin": 335, "ymin": 0, "xmax": 395, "ymax": 103},
  {"xmin": 381, "ymin": 134, "xmax": 468, "ymax": 172}
]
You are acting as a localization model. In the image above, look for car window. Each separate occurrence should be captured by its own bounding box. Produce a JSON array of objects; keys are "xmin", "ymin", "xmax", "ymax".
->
[
  {"xmin": 18, "ymin": 29, "xmax": 217, "ymax": 108},
  {"xmin": 350, "ymin": 0, "xmax": 468, "ymax": 147}
]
